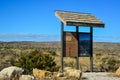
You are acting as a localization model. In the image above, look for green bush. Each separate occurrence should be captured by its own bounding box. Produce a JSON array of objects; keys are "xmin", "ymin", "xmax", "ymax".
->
[
  {"xmin": 48, "ymin": 50, "xmax": 57, "ymax": 56},
  {"xmin": 16, "ymin": 50, "xmax": 59, "ymax": 74}
]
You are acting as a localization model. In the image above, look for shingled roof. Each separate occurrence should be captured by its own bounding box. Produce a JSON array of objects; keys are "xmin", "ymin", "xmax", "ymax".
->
[{"xmin": 55, "ymin": 10, "xmax": 104, "ymax": 27}]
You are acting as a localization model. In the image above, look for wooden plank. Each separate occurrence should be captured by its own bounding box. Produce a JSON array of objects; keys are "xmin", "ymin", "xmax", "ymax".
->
[
  {"xmin": 55, "ymin": 11, "xmax": 105, "ymax": 27},
  {"xmin": 61, "ymin": 22, "xmax": 64, "ymax": 73},
  {"xmin": 90, "ymin": 27, "xmax": 93, "ymax": 72},
  {"xmin": 63, "ymin": 32, "xmax": 77, "ymax": 57},
  {"xmin": 67, "ymin": 21, "xmax": 104, "ymax": 27},
  {"xmin": 76, "ymin": 26, "xmax": 79, "ymax": 69}
]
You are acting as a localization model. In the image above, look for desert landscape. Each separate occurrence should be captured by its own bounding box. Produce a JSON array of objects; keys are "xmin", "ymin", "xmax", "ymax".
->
[{"xmin": 0, "ymin": 41, "xmax": 120, "ymax": 80}]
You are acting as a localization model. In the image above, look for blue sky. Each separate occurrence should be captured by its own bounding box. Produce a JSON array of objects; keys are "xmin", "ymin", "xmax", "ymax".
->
[{"xmin": 0, "ymin": 0, "xmax": 120, "ymax": 42}]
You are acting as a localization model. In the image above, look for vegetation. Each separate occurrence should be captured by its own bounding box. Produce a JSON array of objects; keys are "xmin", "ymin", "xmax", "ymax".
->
[
  {"xmin": 99, "ymin": 57, "xmax": 120, "ymax": 72},
  {"xmin": 47, "ymin": 49, "xmax": 57, "ymax": 56},
  {"xmin": 0, "ymin": 41, "xmax": 120, "ymax": 72},
  {"xmin": 15, "ymin": 50, "xmax": 59, "ymax": 74}
]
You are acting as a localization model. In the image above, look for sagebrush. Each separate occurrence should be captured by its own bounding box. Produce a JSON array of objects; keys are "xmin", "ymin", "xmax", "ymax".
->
[{"xmin": 16, "ymin": 50, "xmax": 59, "ymax": 74}]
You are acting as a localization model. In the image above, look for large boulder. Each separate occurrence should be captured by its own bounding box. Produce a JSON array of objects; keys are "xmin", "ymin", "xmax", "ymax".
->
[
  {"xmin": 57, "ymin": 72, "xmax": 64, "ymax": 77},
  {"xmin": 115, "ymin": 67, "xmax": 120, "ymax": 76},
  {"xmin": 64, "ymin": 67, "xmax": 82, "ymax": 79},
  {"xmin": 19, "ymin": 75, "xmax": 34, "ymax": 80},
  {"xmin": 0, "ymin": 73, "xmax": 9, "ymax": 80},
  {"xmin": 33, "ymin": 68, "xmax": 52, "ymax": 78},
  {"xmin": 0, "ymin": 66, "xmax": 24, "ymax": 80}
]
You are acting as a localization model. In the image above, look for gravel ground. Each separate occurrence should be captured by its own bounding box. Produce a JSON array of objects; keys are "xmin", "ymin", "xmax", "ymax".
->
[{"xmin": 82, "ymin": 72, "xmax": 120, "ymax": 80}]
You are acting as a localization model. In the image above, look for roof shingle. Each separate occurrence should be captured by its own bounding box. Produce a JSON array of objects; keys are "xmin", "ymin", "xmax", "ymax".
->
[{"xmin": 55, "ymin": 10, "xmax": 104, "ymax": 27}]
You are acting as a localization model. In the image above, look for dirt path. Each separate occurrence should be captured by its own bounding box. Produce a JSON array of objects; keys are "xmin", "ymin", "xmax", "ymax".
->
[{"xmin": 82, "ymin": 72, "xmax": 120, "ymax": 80}]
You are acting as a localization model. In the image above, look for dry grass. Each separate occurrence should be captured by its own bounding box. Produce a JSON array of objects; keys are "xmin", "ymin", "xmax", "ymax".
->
[
  {"xmin": 54, "ymin": 54, "xmax": 91, "ymax": 72},
  {"xmin": 0, "ymin": 42, "xmax": 120, "ymax": 72}
]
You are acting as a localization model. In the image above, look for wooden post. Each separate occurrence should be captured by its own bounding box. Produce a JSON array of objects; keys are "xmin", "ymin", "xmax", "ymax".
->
[
  {"xmin": 76, "ymin": 26, "xmax": 79, "ymax": 70},
  {"xmin": 61, "ymin": 22, "xmax": 64, "ymax": 72},
  {"xmin": 90, "ymin": 27, "xmax": 93, "ymax": 72}
]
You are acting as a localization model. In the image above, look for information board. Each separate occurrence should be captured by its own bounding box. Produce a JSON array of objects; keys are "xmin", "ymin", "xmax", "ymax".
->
[
  {"xmin": 63, "ymin": 32, "xmax": 77, "ymax": 57},
  {"xmin": 79, "ymin": 33, "xmax": 91, "ymax": 57}
]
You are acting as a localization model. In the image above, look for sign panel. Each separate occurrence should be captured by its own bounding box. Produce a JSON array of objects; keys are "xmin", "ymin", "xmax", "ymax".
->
[
  {"xmin": 63, "ymin": 32, "xmax": 91, "ymax": 57},
  {"xmin": 63, "ymin": 32, "xmax": 77, "ymax": 57},
  {"xmin": 79, "ymin": 33, "xmax": 91, "ymax": 57}
]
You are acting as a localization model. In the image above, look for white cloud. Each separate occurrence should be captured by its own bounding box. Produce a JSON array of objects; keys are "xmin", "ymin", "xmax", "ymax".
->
[
  {"xmin": 0, "ymin": 33, "xmax": 60, "ymax": 42},
  {"xmin": 93, "ymin": 36, "xmax": 120, "ymax": 42},
  {"xmin": 0, "ymin": 33, "xmax": 120, "ymax": 42}
]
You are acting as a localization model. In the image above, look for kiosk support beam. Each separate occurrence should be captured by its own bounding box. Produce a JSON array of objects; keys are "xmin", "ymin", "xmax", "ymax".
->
[
  {"xmin": 76, "ymin": 26, "xmax": 79, "ymax": 70},
  {"xmin": 90, "ymin": 27, "xmax": 93, "ymax": 72},
  {"xmin": 61, "ymin": 22, "xmax": 64, "ymax": 73}
]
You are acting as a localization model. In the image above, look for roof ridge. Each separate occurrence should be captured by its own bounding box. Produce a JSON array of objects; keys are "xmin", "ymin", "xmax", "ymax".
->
[{"xmin": 55, "ymin": 10, "xmax": 91, "ymax": 15}]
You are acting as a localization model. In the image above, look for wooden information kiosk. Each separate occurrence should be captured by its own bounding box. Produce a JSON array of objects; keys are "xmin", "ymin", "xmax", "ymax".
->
[{"xmin": 55, "ymin": 10, "xmax": 105, "ymax": 72}]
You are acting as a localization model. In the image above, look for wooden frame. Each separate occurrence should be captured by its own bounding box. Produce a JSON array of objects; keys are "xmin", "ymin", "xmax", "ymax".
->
[{"xmin": 55, "ymin": 10, "xmax": 104, "ymax": 72}]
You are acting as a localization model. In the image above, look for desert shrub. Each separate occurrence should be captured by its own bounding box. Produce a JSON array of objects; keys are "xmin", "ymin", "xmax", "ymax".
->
[
  {"xmin": 64, "ymin": 61, "xmax": 75, "ymax": 68},
  {"xmin": 100, "ymin": 57, "xmax": 120, "ymax": 72},
  {"xmin": 16, "ymin": 50, "xmax": 59, "ymax": 74},
  {"xmin": 48, "ymin": 50, "xmax": 57, "ymax": 56},
  {"xmin": 95, "ymin": 53, "xmax": 102, "ymax": 57},
  {"xmin": 0, "ymin": 49, "xmax": 19, "ymax": 70},
  {"xmin": 106, "ymin": 58, "xmax": 119, "ymax": 71}
]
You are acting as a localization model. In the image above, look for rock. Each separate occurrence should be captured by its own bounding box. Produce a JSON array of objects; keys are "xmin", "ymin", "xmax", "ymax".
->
[
  {"xmin": 115, "ymin": 67, "xmax": 120, "ymax": 76},
  {"xmin": 0, "ymin": 73, "xmax": 9, "ymax": 80},
  {"xmin": 57, "ymin": 72, "xmax": 64, "ymax": 77},
  {"xmin": 19, "ymin": 75, "xmax": 34, "ymax": 80},
  {"xmin": 64, "ymin": 67, "xmax": 82, "ymax": 79},
  {"xmin": 33, "ymin": 68, "xmax": 52, "ymax": 78},
  {"xmin": 0, "ymin": 66, "xmax": 24, "ymax": 80},
  {"xmin": 64, "ymin": 67, "xmax": 72, "ymax": 71}
]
